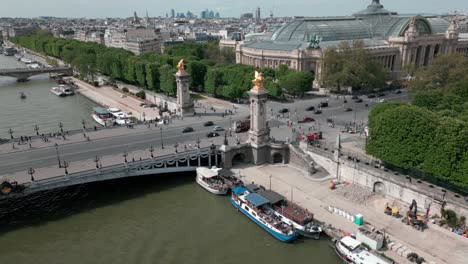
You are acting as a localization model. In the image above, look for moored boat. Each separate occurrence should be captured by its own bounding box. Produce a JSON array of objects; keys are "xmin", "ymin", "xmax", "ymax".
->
[
  {"xmin": 50, "ymin": 86, "xmax": 66, "ymax": 97},
  {"xmin": 335, "ymin": 236, "xmax": 393, "ymax": 264},
  {"xmin": 19, "ymin": 92, "xmax": 26, "ymax": 99},
  {"xmin": 92, "ymin": 107, "xmax": 114, "ymax": 126},
  {"xmin": 230, "ymin": 186, "xmax": 299, "ymax": 242},
  {"xmin": 195, "ymin": 167, "xmax": 229, "ymax": 195},
  {"xmin": 59, "ymin": 85, "xmax": 74, "ymax": 96}
]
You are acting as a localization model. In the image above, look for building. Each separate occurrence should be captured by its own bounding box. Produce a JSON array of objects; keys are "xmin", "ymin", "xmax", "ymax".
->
[
  {"xmin": 231, "ymin": 0, "xmax": 468, "ymax": 88},
  {"xmin": 124, "ymin": 39, "xmax": 161, "ymax": 55},
  {"xmin": 255, "ymin": 7, "xmax": 261, "ymax": 22}
]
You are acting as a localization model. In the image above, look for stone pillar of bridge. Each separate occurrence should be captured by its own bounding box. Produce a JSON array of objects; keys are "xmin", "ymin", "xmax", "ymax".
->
[
  {"xmin": 248, "ymin": 71, "xmax": 270, "ymax": 165},
  {"xmin": 174, "ymin": 59, "xmax": 194, "ymax": 116}
]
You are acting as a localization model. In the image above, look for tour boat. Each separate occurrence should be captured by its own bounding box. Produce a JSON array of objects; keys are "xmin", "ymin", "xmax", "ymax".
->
[
  {"xmin": 335, "ymin": 236, "xmax": 393, "ymax": 264},
  {"xmin": 59, "ymin": 85, "xmax": 74, "ymax": 96},
  {"xmin": 92, "ymin": 107, "xmax": 114, "ymax": 126},
  {"xmin": 20, "ymin": 57, "xmax": 33, "ymax": 64},
  {"xmin": 108, "ymin": 107, "xmax": 132, "ymax": 125},
  {"xmin": 195, "ymin": 167, "xmax": 229, "ymax": 195},
  {"xmin": 50, "ymin": 86, "xmax": 66, "ymax": 97},
  {"xmin": 3, "ymin": 47, "xmax": 16, "ymax": 56},
  {"xmin": 230, "ymin": 186, "xmax": 299, "ymax": 242}
]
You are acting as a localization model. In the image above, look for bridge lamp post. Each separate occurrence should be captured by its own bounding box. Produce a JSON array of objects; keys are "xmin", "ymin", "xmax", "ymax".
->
[
  {"xmin": 142, "ymin": 112, "xmax": 146, "ymax": 122},
  {"xmin": 54, "ymin": 143, "xmax": 62, "ymax": 168},
  {"xmin": 94, "ymin": 156, "xmax": 100, "ymax": 169},
  {"xmin": 174, "ymin": 143, "xmax": 179, "ymax": 153},
  {"xmin": 59, "ymin": 122, "xmax": 64, "ymax": 133},
  {"xmin": 28, "ymin": 167, "xmax": 35, "ymax": 182},
  {"xmin": 159, "ymin": 127, "xmax": 164, "ymax": 149},
  {"xmin": 123, "ymin": 150, "xmax": 128, "ymax": 163},
  {"xmin": 62, "ymin": 161, "xmax": 69, "ymax": 175},
  {"xmin": 196, "ymin": 138, "xmax": 201, "ymax": 149},
  {"xmin": 223, "ymin": 131, "xmax": 228, "ymax": 146},
  {"xmin": 149, "ymin": 145, "xmax": 154, "ymax": 159},
  {"xmin": 34, "ymin": 125, "xmax": 39, "ymax": 136},
  {"xmin": 269, "ymin": 174, "xmax": 272, "ymax": 190},
  {"xmin": 8, "ymin": 128, "xmax": 13, "ymax": 139}
]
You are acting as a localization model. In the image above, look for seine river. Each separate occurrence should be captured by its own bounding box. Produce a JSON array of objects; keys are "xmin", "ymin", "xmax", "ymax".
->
[
  {"xmin": 0, "ymin": 54, "xmax": 340, "ymax": 264},
  {"xmin": 0, "ymin": 54, "xmax": 98, "ymax": 139}
]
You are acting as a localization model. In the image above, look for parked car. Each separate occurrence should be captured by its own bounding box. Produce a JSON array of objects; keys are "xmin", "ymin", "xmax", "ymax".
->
[
  {"xmin": 320, "ymin": 102, "xmax": 329, "ymax": 107},
  {"xmin": 379, "ymin": 99, "xmax": 386, "ymax": 103},
  {"xmin": 314, "ymin": 109, "xmax": 322, "ymax": 114},
  {"xmin": 367, "ymin": 94, "xmax": 376, "ymax": 98},
  {"xmin": 204, "ymin": 121, "xmax": 214, "ymax": 127},
  {"xmin": 182, "ymin": 127, "xmax": 194, "ymax": 133},
  {"xmin": 278, "ymin": 108, "xmax": 289, "ymax": 114},
  {"xmin": 305, "ymin": 106, "xmax": 315, "ymax": 111},
  {"xmin": 393, "ymin": 90, "xmax": 402, "ymax": 94},
  {"xmin": 344, "ymin": 107, "xmax": 353, "ymax": 112},
  {"xmin": 298, "ymin": 117, "xmax": 315, "ymax": 123},
  {"xmin": 206, "ymin": 132, "xmax": 220, "ymax": 138},
  {"xmin": 212, "ymin": 126, "xmax": 224, "ymax": 131},
  {"xmin": 351, "ymin": 95, "xmax": 359, "ymax": 100},
  {"xmin": 354, "ymin": 98, "xmax": 363, "ymax": 103},
  {"xmin": 377, "ymin": 92, "xmax": 386, "ymax": 97}
]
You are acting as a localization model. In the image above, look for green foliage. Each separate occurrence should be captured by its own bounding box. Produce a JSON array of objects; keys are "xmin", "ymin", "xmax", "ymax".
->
[
  {"xmin": 322, "ymin": 40, "xmax": 387, "ymax": 91},
  {"xmin": 122, "ymin": 87, "xmax": 129, "ymax": 93},
  {"xmin": 159, "ymin": 64, "xmax": 176, "ymax": 96},
  {"xmin": 279, "ymin": 71, "xmax": 313, "ymax": 97},
  {"xmin": 188, "ymin": 61, "xmax": 207, "ymax": 90},
  {"xmin": 135, "ymin": 91, "xmax": 146, "ymax": 99},
  {"xmin": 205, "ymin": 68, "xmax": 224, "ymax": 96},
  {"xmin": 145, "ymin": 63, "xmax": 160, "ymax": 91},
  {"xmin": 264, "ymin": 77, "xmax": 282, "ymax": 98}
]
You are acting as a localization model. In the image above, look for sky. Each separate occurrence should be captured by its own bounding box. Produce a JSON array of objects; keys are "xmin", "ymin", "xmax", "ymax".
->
[{"xmin": 0, "ymin": 0, "xmax": 466, "ymax": 18}]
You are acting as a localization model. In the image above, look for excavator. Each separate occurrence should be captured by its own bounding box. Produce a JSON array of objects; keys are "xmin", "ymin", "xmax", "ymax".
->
[
  {"xmin": 401, "ymin": 200, "xmax": 428, "ymax": 231},
  {"xmin": 384, "ymin": 203, "xmax": 400, "ymax": 217}
]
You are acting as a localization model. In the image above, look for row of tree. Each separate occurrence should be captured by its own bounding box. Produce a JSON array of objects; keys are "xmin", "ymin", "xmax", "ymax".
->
[
  {"xmin": 367, "ymin": 54, "xmax": 468, "ymax": 190},
  {"xmin": 13, "ymin": 32, "xmax": 314, "ymax": 99}
]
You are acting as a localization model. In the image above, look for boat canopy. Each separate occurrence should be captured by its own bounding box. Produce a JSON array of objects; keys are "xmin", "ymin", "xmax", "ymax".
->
[
  {"xmin": 232, "ymin": 186, "xmax": 248, "ymax": 195},
  {"xmin": 244, "ymin": 184, "xmax": 262, "ymax": 193},
  {"xmin": 257, "ymin": 190, "xmax": 285, "ymax": 205},
  {"xmin": 196, "ymin": 167, "xmax": 219, "ymax": 178},
  {"xmin": 245, "ymin": 193, "xmax": 270, "ymax": 207},
  {"xmin": 94, "ymin": 107, "xmax": 110, "ymax": 115},
  {"xmin": 340, "ymin": 236, "xmax": 361, "ymax": 250}
]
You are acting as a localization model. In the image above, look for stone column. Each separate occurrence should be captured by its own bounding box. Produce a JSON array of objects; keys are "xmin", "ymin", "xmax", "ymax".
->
[
  {"xmin": 248, "ymin": 80, "xmax": 270, "ymax": 165},
  {"xmin": 175, "ymin": 71, "xmax": 194, "ymax": 115}
]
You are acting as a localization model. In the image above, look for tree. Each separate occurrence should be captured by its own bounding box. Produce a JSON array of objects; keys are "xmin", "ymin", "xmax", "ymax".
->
[
  {"xmin": 205, "ymin": 68, "xmax": 224, "ymax": 96},
  {"xmin": 159, "ymin": 64, "xmax": 176, "ymax": 96},
  {"xmin": 264, "ymin": 77, "xmax": 282, "ymax": 98},
  {"xmin": 188, "ymin": 61, "xmax": 207, "ymax": 90},
  {"xmin": 279, "ymin": 71, "xmax": 313, "ymax": 97},
  {"xmin": 145, "ymin": 63, "xmax": 160, "ymax": 91}
]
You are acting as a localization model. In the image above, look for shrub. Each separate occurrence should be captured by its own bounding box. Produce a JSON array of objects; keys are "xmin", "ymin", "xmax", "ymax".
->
[{"xmin": 122, "ymin": 87, "xmax": 129, "ymax": 93}]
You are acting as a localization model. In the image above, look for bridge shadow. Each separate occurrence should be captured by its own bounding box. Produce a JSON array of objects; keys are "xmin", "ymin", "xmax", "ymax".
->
[{"xmin": 0, "ymin": 171, "xmax": 195, "ymax": 235}]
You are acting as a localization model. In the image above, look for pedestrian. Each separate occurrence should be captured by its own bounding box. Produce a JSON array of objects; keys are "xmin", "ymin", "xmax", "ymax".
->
[
  {"xmin": 184, "ymin": 145, "xmax": 187, "ymax": 151},
  {"xmin": 189, "ymin": 144, "xmax": 192, "ymax": 149}
]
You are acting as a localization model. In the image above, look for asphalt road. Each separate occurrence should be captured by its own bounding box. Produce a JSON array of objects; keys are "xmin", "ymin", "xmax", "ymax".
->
[{"xmin": 0, "ymin": 119, "xmax": 238, "ymax": 175}]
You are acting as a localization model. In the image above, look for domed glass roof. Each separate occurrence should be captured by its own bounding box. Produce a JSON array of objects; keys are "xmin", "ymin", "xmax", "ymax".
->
[{"xmin": 354, "ymin": 0, "xmax": 397, "ymax": 16}]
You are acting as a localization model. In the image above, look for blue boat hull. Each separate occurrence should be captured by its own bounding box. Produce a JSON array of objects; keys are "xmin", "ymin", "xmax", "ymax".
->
[{"xmin": 230, "ymin": 198, "xmax": 298, "ymax": 243}]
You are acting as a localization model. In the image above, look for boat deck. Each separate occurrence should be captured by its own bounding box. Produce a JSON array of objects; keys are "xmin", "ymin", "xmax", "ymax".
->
[{"xmin": 273, "ymin": 202, "xmax": 313, "ymax": 226}]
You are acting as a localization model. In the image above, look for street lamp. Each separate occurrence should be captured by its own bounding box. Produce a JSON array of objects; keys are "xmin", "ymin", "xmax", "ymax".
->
[
  {"xmin": 159, "ymin": 127, "xmax": 164, "ymax": 149},
  {"xmin": 34, "ymin": 125, "xmax": 39, "ymax": 136},
  {"xmin": 174, "ymin": 143, "xmax": 179, "ymax": 153},
  {"xmin": 123, "ymin": 150, "xmax": 128, "ymax": 163},
  {"xmin": 54, "ymin": 143, "xmax": 62, "ymax": 168},
  {"xmin": 142, "ymin": 112, "xmax": 146, "ymax": 122},
  {"xmin": 82, "ymin": 119, "xmax": 86, "ymax": 130},
  {"xmin": 8, "ymin": 128, "xmax": 13, "ymax": 139},
  {"xmin": 28, "ymin": 167, "xmax": 35, "ymax": 182},
  {"xmin": 269, "ymin": 174, "xmax": 272, "ymax": 190},
  {"xmin": 94, "ymin": 155, "xmax": 100, "ymax": 169},
  {"xmin": 196, "ymin": 138, "xmax": 201, "ymax": 149},
  {"xmin": 62, "ymin": 160, "xmax": 69, "ymax": 175},
  {"xmin": 149, "ymin": 145, "xmax": 154, "ymax": 158},
  {"xmin": 223, "ymin": 131, "xmax": 228, "ymax": 146},
  {"xmin": 59, "ymin": 122, "xmax": 64, "ymax": 133}
]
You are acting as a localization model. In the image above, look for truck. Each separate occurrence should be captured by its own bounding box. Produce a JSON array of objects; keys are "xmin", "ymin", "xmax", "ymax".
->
[{"xmin": 232, "ymin": 119, "xmax": 250, "ymax": 133}]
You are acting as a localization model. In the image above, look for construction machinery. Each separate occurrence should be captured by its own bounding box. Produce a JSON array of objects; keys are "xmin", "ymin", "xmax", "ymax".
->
[
  {"xmin": 401, "ymin": 200, "xmax": 428, "ymax": 231},
  {"xmin": 384, "ymin": 203, "xmax": 400, "ymax": 217}
]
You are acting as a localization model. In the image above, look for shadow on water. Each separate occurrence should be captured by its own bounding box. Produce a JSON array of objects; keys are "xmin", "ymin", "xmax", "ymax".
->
[{"xmin": 0, "ymin": 172, "xmax": 195, "ymax": 234}]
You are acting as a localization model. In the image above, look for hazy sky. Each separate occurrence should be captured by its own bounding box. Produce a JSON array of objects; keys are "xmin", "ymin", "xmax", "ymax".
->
[{"xmin": 0, "ymin": 0, "xmax": 465, "ymax": 18}]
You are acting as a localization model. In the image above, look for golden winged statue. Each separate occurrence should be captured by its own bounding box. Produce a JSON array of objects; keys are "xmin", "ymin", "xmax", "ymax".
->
[
  {"xmin": 252, "ymin": 71, "xmax": 264, "ymax": 91},
  {"xmin": 177, "ymin": 59, "xmax": 186, "ymax": 74}
]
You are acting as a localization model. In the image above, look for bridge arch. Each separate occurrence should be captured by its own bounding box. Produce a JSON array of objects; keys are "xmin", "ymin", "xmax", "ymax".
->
[
  {"xmin": 232, "ymin": 153, "xmax": 246, "ymax": 166},
  {"xmin": 373, "ymin": 181, "xmax": 386, "ymax": 195},
  {"xmin": 272, "ymin": 152, "xmax": 283, "ymax": 164}
]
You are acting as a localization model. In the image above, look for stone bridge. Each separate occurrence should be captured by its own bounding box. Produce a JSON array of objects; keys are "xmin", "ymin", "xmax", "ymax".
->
[
  {"xmin": 0, "ymin": 66, "xmax": 73, "ymax": 82},
  {"xmin": 2, "ymin": 146, "xmax": 221, "ymax": 199}
]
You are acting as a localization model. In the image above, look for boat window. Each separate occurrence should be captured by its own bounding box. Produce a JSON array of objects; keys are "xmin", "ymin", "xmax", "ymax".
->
[{"xmin": 252, "ymin": 212, "xmax": 257, "ymax": 217}]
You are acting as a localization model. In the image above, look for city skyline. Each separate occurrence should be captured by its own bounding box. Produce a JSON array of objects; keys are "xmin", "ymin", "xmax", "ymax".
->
[{"xmin": 0, "ymin": 0, "xmax": 466, "ymax": 19}]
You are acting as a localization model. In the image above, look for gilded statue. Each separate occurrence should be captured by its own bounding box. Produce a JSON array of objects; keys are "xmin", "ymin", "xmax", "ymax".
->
[
  {"xmin": 252, "ymin": 71, "xmax": 264, "ymax": 91},
  {"xmin": 177, "ymin": 59, "xmax": 186, "ymax": 74}
]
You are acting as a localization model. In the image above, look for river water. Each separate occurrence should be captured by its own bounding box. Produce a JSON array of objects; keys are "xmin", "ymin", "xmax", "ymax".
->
[
  {"xmin": 0, "ymin": 54, "xmax": 340, "ymax": 264},
  {"xmin": 0, "ymin": 54, "xmax": 98, "ymax": 139}
]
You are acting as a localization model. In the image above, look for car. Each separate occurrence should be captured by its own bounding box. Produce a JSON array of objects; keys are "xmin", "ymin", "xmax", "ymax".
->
[
  {"xmin": 278, "ymin": 108, "xmax": 289, "ymax": 114},
  {"xmin": 314, "ymin": 109, "xmax": 322, "ymax": 114},
  {"xmin": 120, "ymin": 94, "xmax": 127, "ymax": 98},
  {"xmin": 379, "ymin": 99, "xmax": 386, "ymax": 103},
  {"xmin": 139, "ymin": 103, "xmax": 146, "ymax": 106},
  {"xmin": 212, "ymin": 126, "xmax": 224, "ymax": 131},
  {"xmin": 305, "ymin": 106, "xmax": 315, "ymax": 111},
  {"xmin": 206, "ymin": 132, "xmax": 220, "ymax": 138},
  {"xmin": 203, "ymin": 121, "xmax": 214, "ymax": 126},
  {"xmin": 182, "ymin": 127, "xmax": 194, "ymax": 133},
  {"xmin": 354, "ymin": 98, "xmax": 363, "ymax": 103},
  {"xmin": 393, "ymin": 90, "xmax": 402, "ymax": 94},
  {"xmin": 142, "ymin": 104, "xmax": 150, "ymax": 108},
  {"xmin": 367, "ymin": 94, "xmax": 376, "ymax": 98},
  {"xmin": 344, "ymin": 108, "xmax": 353, "ymax": 112},
  {"xmin": 351, "ymin": 95, "xmax": 359, "ymax": 100},
  {"xmin": 377, "ymin": 92, "xmax": 386, "ymax": 97},
  {"xmin": 320, "ymin": 102, "xmax": 329, "ymax": 107},
  {"xmin": 298, "ymin": 116, "xmax": 315, "ymax": 123}
]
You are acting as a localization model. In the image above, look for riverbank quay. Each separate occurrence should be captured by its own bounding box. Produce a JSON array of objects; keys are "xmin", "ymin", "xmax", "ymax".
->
[{"xmin": 233, "ymin": 164, "xmax": 468, "ymax": 264}]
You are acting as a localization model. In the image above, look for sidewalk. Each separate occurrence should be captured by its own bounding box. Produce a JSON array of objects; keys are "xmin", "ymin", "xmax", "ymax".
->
[{"xmin": 233, "ymin": 165, "xmax": 468, "ymax": 264}]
